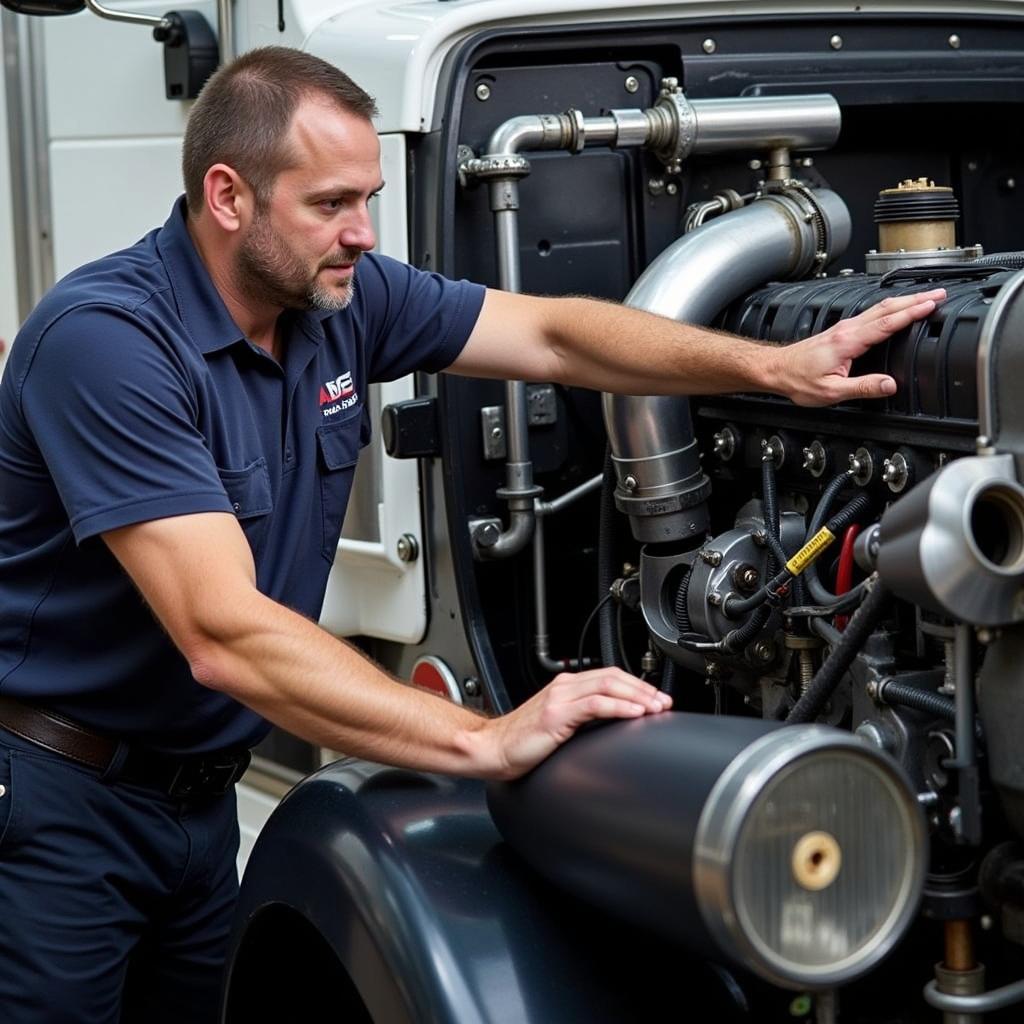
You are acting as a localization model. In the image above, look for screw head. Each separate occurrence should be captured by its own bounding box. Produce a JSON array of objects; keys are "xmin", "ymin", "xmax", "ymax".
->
[
  {"xmin": 829, "ymin": 34, "xmax": 843, "ymax": 50},
  {"xmin": 624, "ymin": 75, "xmax": 640, "ymax": 93},
  {"xmin": 948, "ymin": 33, "xmax": 961, "ymax": 48},
  {"xmin": 748, "ymin": 158, "xmax": 763, "ymax": 171},
  {"xmin": 666, "ymin": 182, "xmax": 679, "ymax": 196},
  {"xmin": 475, "ymin": 522, "xmax": 501, "ymax": 548},
  {"xmin": 702, "ymin": 37, "xmax": 717, "ymax": 54},
  {"xmin": 648, "ymin": 178, "xmax": 666, "ymax": 196},
  {"xmin": 475, "ymin": 81, "xmax": 491, "ymax": 102},
  {"xmin": 622, "ymin": 475, "xmax": 639, "ymax": 493},
  {"xmin": 397, "ymin": 533, "xmax": 419, "ymax": 563},
  {"xmin": 463, "ymin": 678, "xmax": 480, "ymax": 697}
]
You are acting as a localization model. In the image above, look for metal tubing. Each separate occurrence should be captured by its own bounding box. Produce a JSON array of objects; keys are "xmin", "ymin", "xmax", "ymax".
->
[
  {"xmin": 924, "ymin": 975, "xmax": 1024, "ymax": 1014},
  {"xmin": 538, "ymin": 474, "xmax": 602, "ymax": 516},
  {"xmin": 689, "ymin": 95, "xmax": 840, "ymax": 154},
  {"xmin": 216, "ymin": 0, "xmax": 233, "ymax": 62},
  {"xmin": 533, "ymin": 479, "xmax": 603, "ymax": 671},
  {"xmin": 954, "ymin": 623, "xmax": 976, "ymax": 767},
  {"xmin": 945, "ymin": 920, "xmax": 975, "ymax": 971},
  {"xmin": 603, "ymin": 190, "xmax": 850, "ymax": 468},
  {"xmin": 84, "ymin": 0, "xmax": 169, "ymax": 28}
]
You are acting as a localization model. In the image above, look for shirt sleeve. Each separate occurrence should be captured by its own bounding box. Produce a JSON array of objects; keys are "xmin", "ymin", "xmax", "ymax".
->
[
  {"xmin": 17, "ymin": 304, "xmax": 233, "ymax": 543},
  {"xmin": 355, "ymin": 254, "xmax": 486, "ymax": 381}
]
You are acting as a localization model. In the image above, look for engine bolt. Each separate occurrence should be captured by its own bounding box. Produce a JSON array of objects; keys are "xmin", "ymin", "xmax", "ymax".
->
[
  {"xmin": 881, "ymin": 453, "xmax": 910, "ymax": 493},
  {"xmin": 708, "ymin": 591, "xmax": 723, "ymax": 607},
  {"xmin": 752, "ymin": 529, "xmax": 768, "ymax": 547},
  {"xmin": 753, "ymin": 640, "xmax": 775, "ymax": 663},
  {"xmin": 702, "ymin": 37, "xmax": 717, "ymax": 53},
  {"xmin": 624, "ymin": 74, "xmax": 640, "ymax": 93},
  {"xmin": 802, "ymin": 441, "xmax": 826, "ymax": 477},
  {"xmin": 622, "ymin": 474, "xmax": 639, "ymax": 493},
  {"xmin": 866, "ymin": 680, "xmax": 879, "ymax": 699},
  {"xmin": 700, "ymin": 549, "xmax": 723, "ymax": 567},
  {"xmin": 666, "ymin": 182, "xmax": 679, "ymax": 196},
  {"xmin": 829, "ymin": 34, "xmax": 843, "ymax": 50},
  {"xmin": 474, "ymin": 521, "xmax": 501, "ymax": 548},
  {"xmin": 463, "ymin": 678, "xmax": 480, "ymax": 697},
  {"xmin": 849, "ymin": 447, "xmax": 874, "ymax": 485},
  {"xmin": 396, "ymin": 533, "xmax": 419, "ymax": 563},
  {"xmin": 648, "ymin": 178, "xmax": 666, "ymax": 196},
  {"xmin": 474, "ymin": 81, "xmax": 491, "ymax": 102},
  {"xmin": 748, "ymin": 158, "xmax": 762, "ymax": 171},
  {"xmin": 712, "ymin": 426, "xmax": 737, "ymax": 461},
  {"xmin": 948, "ymin": 33, "xmax": 961, "ymax": 48},
  {"xmin": 734, "ymin": 565, "xmax": 760, "ymax": 591}
]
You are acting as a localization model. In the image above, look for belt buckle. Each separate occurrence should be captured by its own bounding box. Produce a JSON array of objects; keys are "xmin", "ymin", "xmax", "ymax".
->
[{"xmin": 168, "ymin": 750, "xmax": 251, "ymax": 800}]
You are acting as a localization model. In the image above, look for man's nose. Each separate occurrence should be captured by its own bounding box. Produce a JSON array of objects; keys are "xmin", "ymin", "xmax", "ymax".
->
[{"xmin": 340, "ymin": 208, "xmax": 376, "ymax": 253}]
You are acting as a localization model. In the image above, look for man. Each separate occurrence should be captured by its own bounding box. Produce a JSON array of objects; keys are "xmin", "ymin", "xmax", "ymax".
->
[{"xmin": 0, "ymin": 46, "xmax": 943, "ymax": 1023}]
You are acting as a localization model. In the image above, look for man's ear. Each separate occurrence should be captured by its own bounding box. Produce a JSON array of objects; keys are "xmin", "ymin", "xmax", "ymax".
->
[{"xmin": 202, "ymin": 164, "xmax": 254, "ymax": 233}]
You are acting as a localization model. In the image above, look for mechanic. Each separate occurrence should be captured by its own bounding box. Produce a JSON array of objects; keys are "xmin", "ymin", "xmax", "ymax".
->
[{"xmin": 0, "ymin": 45, "xmax": 944, "ymax": 1024}]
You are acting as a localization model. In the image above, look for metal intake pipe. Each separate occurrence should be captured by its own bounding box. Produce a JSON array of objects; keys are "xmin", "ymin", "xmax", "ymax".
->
[
  {"xmin": 602, "ymin": 187, "xmax": 852, "ymax": 543},
  {"xmin": 461, "ymin": 87, "xmax": 841, "ymax": 558}
]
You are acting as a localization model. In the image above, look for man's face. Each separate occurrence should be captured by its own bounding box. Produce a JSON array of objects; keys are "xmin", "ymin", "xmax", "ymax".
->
[{"xmin": 235, "ymin": 96, "xmax": 383, "ymax": 313}]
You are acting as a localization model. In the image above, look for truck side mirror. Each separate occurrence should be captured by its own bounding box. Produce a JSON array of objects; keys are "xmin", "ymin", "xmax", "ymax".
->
[{"xmin": 0, "ymin": 0, "xmax": 219, "ymax": 100}]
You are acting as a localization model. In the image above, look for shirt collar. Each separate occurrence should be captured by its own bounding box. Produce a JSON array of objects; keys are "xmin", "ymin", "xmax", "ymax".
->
[{"xmin": 155, "ymin": 196, "xmax": 326, "ymax": 355}]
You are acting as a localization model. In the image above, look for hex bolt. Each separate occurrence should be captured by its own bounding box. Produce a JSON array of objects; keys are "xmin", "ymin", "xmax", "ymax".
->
[
  {"xmin": 829, "ymin": 34, "xmax": 843, "ymax": 50},
  {"xmin": 648, "ymin": 178, "xmax": 666, "ymax": 196},
  {"xmin": 948, "ymin": 33, "xmax": 961, "ymax": 48},
  {"xmin": 624, "ymin": 75, "xmax": 640, "ymax": 93},
  {"xmin": 475, "ymin": 522, "xmax": 501, "ymax": 549},
  {"xmin": 463, "ymin": 678, "xmax": 480, "ymax": 697},
  {"xmin": 622, "ymin": 474, "xmax": 639, "ymax": 494},
  {"xmin": 666, "ymin": 182, "xmax": 678, "ymax": 196},
  {"xmin": 702, "ymin": 37, "xmax": 717, "ymax": 53},
  {"xmin": 396, "ymin": 533, "xmax": 419, "ymax": 563},
  {"xmin": 707, "ymin": 591, "xmax": 723, "ymax": 607},
  {"xmin": 802, "ymin": 440, "xmax": 826, "ymax": 477},
  {"xmin": 748, "ymin": 158, "xmax": 763, "ymax": 171},
  {"xmin": 752, "ymin": 529, "xmax": 768, "ymax": 547},
  {"xmin": 700, "ymin": 549, "xmax": 723, "ymax": 567},
  {"xmin": 474, "ymin": 82, "xmax": 491, "ymax": 102},
  {"xmin": 733, "ymin": 565, "xmax": 760, "ymax": 591},
  {"xmin": 753, "ymin": 640, "xmax": 775, "ymax": 663},
  {"xmin": 866, "ymin": 679, "xmax": 879, "ymax": 700},
  {"xmin": 849, "ymin": 447, "xmax": 873, "ymax": 485},
  {"xmin": 490, "ymin": 426, "xmax": 503, "ymax": 440}
]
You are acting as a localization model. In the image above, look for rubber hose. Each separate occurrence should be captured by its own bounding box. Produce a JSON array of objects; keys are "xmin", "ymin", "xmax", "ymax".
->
[
  {"xmin": 598, "ymin": 447, "xmax": 624, "ymax": 668},
  {"xmin": 879, "ymin": 680, "xmax": 956, "ymax": 721},
  {"xmin": 972, "ymin": 251, "xmax": 1024, "ymax": 269},
  {"xmin": 786, "ymin": 581, "xmax": 890, "ymax": 724}
]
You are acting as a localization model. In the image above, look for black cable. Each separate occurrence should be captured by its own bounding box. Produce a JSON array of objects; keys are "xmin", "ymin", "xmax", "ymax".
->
[
  {"xmin": 597, "ymin": 448, "xmax": 624, "ymax": 669},
  {"xmin": 675, "ymin": 567, "xmax": 692, "ymax": 633},
  {"xmin": 787, "ymin": 579, "xmax": 890, "ymax": 724},
  {"xmin": 786, "ymin": 582, "xmax": 868, "ymax": 618},
  {"xmin": 578, "ymin": 592, "xmax": 615, "ymax": 671},
  {"xmin": 616, "ymin": 603, "xmax": 635, "ymax": 676},
  {"xmin": 878, "ymin": 680, "xmax": 956, "ymax": 721},
  {"xmin": 805, "ymin": 486, "xmax": 871, "ymax": 607}
]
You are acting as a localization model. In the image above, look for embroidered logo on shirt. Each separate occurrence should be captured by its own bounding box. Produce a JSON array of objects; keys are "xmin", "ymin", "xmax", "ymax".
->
[{"xmin": 319, "ymin": 371, "xmax": 359, "ymax": 417}]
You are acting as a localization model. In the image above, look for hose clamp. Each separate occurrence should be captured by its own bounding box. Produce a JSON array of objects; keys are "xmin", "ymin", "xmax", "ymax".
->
[
  {"xmin": 458, "ymin": 151, "xmax": 532, "ymax": 187},
  {"xmin": 647, "ymin": 77, "xmax": 696, "ymax": 174},
  {"xmin": 765, "ymin": 180, "xmax": 832, "ymax": 276}
]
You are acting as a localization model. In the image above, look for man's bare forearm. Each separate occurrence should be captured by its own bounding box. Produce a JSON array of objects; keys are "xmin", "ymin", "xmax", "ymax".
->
[{"xmin": 187, "ymin": 589, "xmax": 497, "ymax": 776}]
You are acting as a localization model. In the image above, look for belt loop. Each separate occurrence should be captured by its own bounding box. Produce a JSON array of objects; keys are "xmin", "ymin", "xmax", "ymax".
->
[{"xmin": 99, "ymin": 740, "xmax": 130, "ymax": 784}]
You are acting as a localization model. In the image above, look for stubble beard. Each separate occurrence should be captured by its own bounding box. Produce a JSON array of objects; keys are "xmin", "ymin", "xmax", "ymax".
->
[{"xmin": 236, "ymin": 209, "xmax": 358, "ymax": 314}]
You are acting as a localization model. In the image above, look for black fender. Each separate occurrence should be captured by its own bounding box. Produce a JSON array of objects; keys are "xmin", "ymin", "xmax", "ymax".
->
[{"xmin": 222, "ymin": 758, "xmax": 766, "ymax": 1023}]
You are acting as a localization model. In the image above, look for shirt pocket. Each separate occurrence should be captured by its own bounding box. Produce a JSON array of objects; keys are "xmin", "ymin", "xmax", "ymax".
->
[
  {"xmin": 317, "ymin": 406, "xmax": 370, "ymax": 562},
  {"xmin": 217, "ymin": 458, "xmax": 273, "ymax": 562}
]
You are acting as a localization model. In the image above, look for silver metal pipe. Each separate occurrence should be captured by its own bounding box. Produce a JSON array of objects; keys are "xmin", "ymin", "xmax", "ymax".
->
[
  {"xmin": 924, "ymin": 976, "xmax": 1024, "ymax": 1013},
  {"xmin": 84, "ymin": 0, "xmax": 170, "ymax": 29},
  {"xmin": 689, "ymin": 95, "xmax": 840, "ymax": 155},
  {"xmin": 538, "ymin": 474, "xmax": 602, "ymax": 516},
  {"xmin": 486, "ymin": 114, "xmax": 566, "ymax": 156},
  {"xmin": 216, "ymin": 0, "xmax": 233, "ymax": 62},
  {"xmin": 602, "ymin": 190, "xmax": 851, "ymax": 475}
]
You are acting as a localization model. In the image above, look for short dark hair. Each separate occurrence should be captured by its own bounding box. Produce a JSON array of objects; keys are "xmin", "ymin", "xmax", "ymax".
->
[{"xmin": 182, "ymin": 47, "xmax": 378, "ymax": 214}]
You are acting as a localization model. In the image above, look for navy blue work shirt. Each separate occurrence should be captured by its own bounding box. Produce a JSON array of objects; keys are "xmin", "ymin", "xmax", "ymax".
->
[{"xmin": 0, "ymin": 198, "xmax": 485, "ymax": 755}]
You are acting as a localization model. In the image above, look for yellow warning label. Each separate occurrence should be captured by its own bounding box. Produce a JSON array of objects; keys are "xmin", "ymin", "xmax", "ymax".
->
[{"xmin": 786, "ymin": 527, "xmax": 836, "ymax": 576}]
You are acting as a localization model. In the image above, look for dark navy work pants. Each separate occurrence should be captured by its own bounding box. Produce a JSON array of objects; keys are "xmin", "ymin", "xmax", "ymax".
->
[{"xmin": 0, "ymin": 727, "xmax": 240, "ymax": 1023}]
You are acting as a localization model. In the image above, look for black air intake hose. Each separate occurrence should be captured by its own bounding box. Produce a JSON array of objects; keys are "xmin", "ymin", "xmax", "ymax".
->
[
  {"xmin": 598, "ymin": 447, "xmax": 624, "ymax": 669},
  {"xmin": 877, "ymin": 679, "xmax": 956, "ymax": 722},
  {"xmin": 787, "ymin": 580, "xmax": 890, "ymax": 724},
  {"xmin": 972, "ymin": 251, "xmax": 1024, "ymax": 269}
]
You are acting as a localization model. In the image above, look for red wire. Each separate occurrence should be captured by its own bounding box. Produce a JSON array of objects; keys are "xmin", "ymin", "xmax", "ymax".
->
[{"xmin": 834, "ymin": 524, "xmax": 861, "ymax": 630}]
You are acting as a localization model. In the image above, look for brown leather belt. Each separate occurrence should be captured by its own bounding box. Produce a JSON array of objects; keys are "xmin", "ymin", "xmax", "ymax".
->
[{"xmin": 0, "ymin": 695, "xmax": 250, "ymax": 800}]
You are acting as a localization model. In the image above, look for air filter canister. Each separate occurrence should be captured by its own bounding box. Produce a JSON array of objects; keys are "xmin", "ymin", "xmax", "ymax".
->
[{"xmin": 487, "ymin": 713, "xmax": 925, "ymax": 990}]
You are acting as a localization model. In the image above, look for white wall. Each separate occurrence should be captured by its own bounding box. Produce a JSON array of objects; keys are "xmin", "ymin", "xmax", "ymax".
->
[{"xmin": 0, "ymin": 18, "xmax": 19, "ymax": 370}]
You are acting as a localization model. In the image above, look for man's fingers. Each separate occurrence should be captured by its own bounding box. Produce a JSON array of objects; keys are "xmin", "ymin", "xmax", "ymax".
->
[
  {"xmin": 826, "ymin": 372, "xmax": 898, "ymax": 402},
  {"xmin": 553, "ymin": 667, "xmax": 670, "ymax": 711}
]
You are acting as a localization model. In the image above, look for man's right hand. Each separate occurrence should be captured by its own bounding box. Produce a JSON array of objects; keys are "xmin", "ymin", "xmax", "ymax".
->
[{"xmin": 475, "ymin": 668, "xmax": 672, "ymax": 781}]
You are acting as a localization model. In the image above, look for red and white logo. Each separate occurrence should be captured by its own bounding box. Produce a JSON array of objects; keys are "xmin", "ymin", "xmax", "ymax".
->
[{"xmin": 319, "ymin": 371, "xmax": 354, "ymax": 406}]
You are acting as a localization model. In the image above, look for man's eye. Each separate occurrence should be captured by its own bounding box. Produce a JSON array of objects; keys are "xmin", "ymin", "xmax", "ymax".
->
[{"xmin": 321, "ymin": 199, "xmax": 343, "ymax": 211}]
